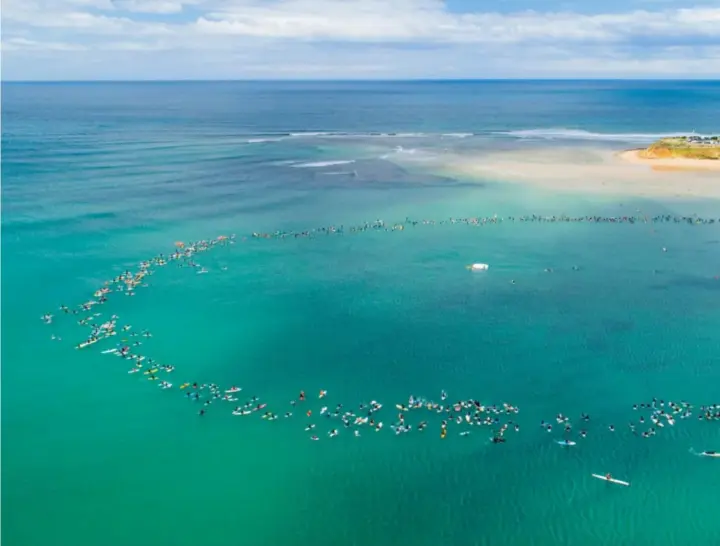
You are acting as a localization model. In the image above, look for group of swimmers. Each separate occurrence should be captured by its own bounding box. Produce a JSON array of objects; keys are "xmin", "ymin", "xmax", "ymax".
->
[
  {"xmin": 44, "ymin": 214, "xmax": 718, "ymax": 453},
  {"xmin": 544, "ymin": 399, "xmax": 720, "ymax": 447},
  {"xmin": 248, "ymin": 212, "xmax": 719, "ymax": 241}
]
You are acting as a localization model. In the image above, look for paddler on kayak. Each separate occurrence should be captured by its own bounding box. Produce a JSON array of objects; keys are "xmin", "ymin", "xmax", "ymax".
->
[{"xmin": 605, "ymin": 473, "xmax": 612, "ymax": 481}]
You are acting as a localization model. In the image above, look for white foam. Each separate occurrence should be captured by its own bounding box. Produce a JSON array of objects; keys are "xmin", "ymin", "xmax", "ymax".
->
[
  {"xmin": 498, "ymin": 128, "xmax": 708, "ymax": 143},
  {"xmin": 293, "ymin": 160, "xmax": 357, "ymax": 168},
  {"xmin": 441, "ymin": 133, "xmax": 474, "ymax": 138},
  {"xmin": 246, "ymin": 138, "xmax": 282, "ymax": 144},
  {"xmin": 288, "ymin": 131, "xmax": 430, "ymax": 139},
  {"xmin": 392, "ymin": 133, "xmax": 427, "ymax": 138},
  {"xmin": 289, "ymin": 131, "xmax": 333, "ymax": 137}
]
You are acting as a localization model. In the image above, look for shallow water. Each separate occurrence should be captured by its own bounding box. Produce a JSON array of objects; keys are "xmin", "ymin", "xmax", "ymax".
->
[{"xmin": 2, "ymin": 81, "xmax": 720, "ymax": 546}]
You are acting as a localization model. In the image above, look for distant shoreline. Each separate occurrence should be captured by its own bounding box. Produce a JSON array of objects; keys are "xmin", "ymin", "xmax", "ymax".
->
[{"xmin": 619, "ymin": 149, "xmax": 720, "ymax": 171}]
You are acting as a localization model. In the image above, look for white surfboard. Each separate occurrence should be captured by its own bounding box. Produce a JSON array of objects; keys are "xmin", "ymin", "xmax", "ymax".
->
[{"xmin": 592, "ymin": 473, "xmax": 630, "ymax": 486}]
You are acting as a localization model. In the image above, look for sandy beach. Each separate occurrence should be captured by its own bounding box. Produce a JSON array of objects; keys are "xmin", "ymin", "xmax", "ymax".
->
[
  {"xmin": 619, "ymin": 149, "xmax": 720, "ymax": 172},
  {"xmin": 419, "ymin": 147, "xmax": 720, "ymax": 199}
]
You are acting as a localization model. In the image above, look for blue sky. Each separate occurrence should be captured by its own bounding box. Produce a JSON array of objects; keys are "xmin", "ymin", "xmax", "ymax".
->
[{"xmin": 2, "ymin": 0, "xmax": 719, "ymax": 80}]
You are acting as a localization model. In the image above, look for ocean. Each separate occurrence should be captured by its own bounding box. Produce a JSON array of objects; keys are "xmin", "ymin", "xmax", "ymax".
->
[{"xmin": 2, "ymin": 80, "xmax": 720, "ymax": 546}]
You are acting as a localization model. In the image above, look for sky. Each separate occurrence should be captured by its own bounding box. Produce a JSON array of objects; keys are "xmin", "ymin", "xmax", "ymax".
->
[{"xmin": 2, "ymin": 0, "xmax": 720, "ymax": 80}]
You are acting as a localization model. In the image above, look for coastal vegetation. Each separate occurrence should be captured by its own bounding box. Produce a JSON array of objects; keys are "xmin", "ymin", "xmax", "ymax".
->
[{"xmin": 640, "ymin": 136, "xmax": 720, "ymax": 160}]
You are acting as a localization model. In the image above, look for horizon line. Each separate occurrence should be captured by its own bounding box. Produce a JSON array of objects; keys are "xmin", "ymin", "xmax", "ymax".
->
[{"xmin": 3, "ymin": 77, "xmax": 720, "ymax": 84}]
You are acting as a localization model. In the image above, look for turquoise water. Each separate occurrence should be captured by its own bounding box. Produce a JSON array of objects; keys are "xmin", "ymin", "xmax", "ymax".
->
[{"xmin": 3, "ymin": 81, "xmax": 720, "ymax": 546}]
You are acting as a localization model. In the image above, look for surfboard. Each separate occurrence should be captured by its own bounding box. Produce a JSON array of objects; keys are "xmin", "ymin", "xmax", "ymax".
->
[{"xmin": 592, "ymin": 474, "xmax": 630, "ymax": 486}]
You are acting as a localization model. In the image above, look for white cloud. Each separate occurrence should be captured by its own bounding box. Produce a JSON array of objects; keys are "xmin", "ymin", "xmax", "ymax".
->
[
  {"xmin": 3, "ymin": 0, "xmax": 720, "ymax": 79},
  {"xmin": 113, "ymin": 0, "xmax": 187, "ymax": 14},
  {"xmin": 195, "ymin": 2, "xmax": 720, "ymax": 44},
  {"xmin": 1, "ymin": 37, "xmax": 87, "ymax": 51}
]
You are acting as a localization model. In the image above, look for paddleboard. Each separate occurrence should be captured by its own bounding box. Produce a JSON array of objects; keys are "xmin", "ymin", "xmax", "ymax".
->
[
  {"xmin": 592, "ymin": 474, "xmax": 630, "ymax": 486},
  {"xmin": 556, "ymin": 440, "xmax": 576, "ymax": 446},
  {"xmin": 102, "ymin": 349, "xmax": 118, "ymax": 354},
  {"xmin": 225, "ymin": 388, "xmax": 241, "ymax": 393},
  {"xmin": 700, "ymin": 451, "xmax": 720, "ymax": 458}
]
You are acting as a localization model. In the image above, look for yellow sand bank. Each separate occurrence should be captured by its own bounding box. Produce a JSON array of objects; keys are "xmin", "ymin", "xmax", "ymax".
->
[{"xmin": 619, "ymin": 149, "xmax": 720, "ymax": 172}]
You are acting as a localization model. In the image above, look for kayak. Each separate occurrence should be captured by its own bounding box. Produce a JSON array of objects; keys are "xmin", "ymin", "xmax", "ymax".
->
[
  {"xmin": 556, "ymin": 440, "xmax": 576, "ymax": 446},
  {"xmin": 592, "ymin": 474, "xmax": 630, "ymax": 486},
  {"xmin": 700, "ymin": 451, "xmax": 720, "ymax": 458},
  {"xmin": 225, "ymin": 387, "xmax": 241, "ymax": 393}
]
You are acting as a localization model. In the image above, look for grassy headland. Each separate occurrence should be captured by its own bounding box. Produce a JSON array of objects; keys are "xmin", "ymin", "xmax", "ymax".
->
[{"xmin": 639, "ymin": 136, "xmax": 720, "ymax": 161}]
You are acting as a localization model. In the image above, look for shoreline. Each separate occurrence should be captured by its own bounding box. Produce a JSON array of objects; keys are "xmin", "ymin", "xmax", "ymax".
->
[{"xmin": 619, "ymin": 149, "xmax": 720, "ymax": 172}]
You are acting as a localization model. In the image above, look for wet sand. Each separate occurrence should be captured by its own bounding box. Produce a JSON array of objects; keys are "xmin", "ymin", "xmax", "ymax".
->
[{"xmin": 425, "ymin": 147, "xmax": 720, "ymax": 199}]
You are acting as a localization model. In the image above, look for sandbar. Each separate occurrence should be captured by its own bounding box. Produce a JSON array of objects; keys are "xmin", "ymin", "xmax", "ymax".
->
[{"xmin": 411, "ymin": 147, "xmax": 720, "ymax": 199}]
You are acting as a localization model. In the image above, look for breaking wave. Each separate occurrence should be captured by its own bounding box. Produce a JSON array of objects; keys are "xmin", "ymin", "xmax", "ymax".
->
[
  {"xmin": 497, "ymin": 128, "xmax": 705, "ymax": 143},
  {"xmin": 292, "ymin": 160, "xmax": 357, "ymax": 168}
]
